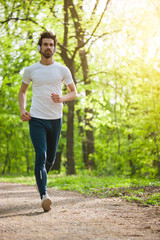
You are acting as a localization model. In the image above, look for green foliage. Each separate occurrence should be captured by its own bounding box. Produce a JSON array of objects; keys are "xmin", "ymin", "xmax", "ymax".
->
[
  {"xmin": 0, "ymin": 174, "xmax": 159, "ymax": 206},
  {"xmin": 0, "ymin": 0, "xmax": 160, "ymax": 177},
  {"xmin": 145, "ymin": 193, "xmax": 160, "ymax": 206}
]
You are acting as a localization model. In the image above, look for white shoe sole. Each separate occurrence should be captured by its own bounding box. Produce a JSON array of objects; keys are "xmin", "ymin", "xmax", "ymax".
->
[{"xmin": 42, "ymin": 198, "xmax": 52, "ymax": 212}]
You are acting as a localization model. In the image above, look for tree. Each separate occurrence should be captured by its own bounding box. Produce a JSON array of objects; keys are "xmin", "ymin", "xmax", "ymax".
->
[
  {"xmin": 1, "ymin": 0, "xmax": 160, "ymax": 177},
  {"xmin": 0, "ymin": 0, "xmax": 112, "ymax": 173}
]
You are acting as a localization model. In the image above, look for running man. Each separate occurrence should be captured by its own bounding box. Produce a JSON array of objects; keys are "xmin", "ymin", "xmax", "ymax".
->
[{"xmin": 18, "ymin": 31, "xmax": 77, "ymax": 212}]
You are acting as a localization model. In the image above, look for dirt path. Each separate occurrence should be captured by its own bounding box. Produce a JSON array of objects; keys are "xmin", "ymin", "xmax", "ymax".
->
[{"xmin": 0, "ymin": 182, "xmax": 160, "ymax": 240}]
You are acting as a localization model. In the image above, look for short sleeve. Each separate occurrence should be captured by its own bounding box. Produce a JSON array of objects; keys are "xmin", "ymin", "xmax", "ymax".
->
[
  {"xmin": 63, "ymin": 66, "xmax": 73, "ymax": 85},
  {"xmin": 22, "ymin": 68, "xmax": 31, "ymax": 84}
]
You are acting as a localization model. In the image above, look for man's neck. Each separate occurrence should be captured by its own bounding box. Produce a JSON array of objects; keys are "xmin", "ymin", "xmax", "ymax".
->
[{"xmin": 40, "ymin": 56, "xmax": 54, "ymax": 65}]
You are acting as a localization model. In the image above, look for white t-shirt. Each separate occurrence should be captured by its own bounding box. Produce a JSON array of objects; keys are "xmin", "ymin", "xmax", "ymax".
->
[{"xmin": 22, "ymin": 61, "xmax": 73, "ymax": 119}]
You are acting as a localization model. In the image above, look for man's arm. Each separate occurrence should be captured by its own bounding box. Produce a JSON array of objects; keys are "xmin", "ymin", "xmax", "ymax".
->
[
  {"xmin": 51, "ymin": 82, "xmax": 77, "ymax": 103},
  {"xmin": 18, "ymin": 82, "xmax": 31, "ymax": 122}
]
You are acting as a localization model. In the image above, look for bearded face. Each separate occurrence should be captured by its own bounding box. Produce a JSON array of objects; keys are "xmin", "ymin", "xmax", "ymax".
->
[{"xmin": 40, "ymin": 38, "xmax": 55, "ymax": 58}]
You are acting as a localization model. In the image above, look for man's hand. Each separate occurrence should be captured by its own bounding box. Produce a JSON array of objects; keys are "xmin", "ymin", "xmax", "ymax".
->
[
  {"xmin": 51, "ymin": 93, "xmax": 63, "ymax": 103},
  {"xmin": 20, "ymin": 110, "xmax": 31, "ymax": 122},
  {"xmin": 51, "ymin": 83, "xmax": 77, "ymax": 103}
]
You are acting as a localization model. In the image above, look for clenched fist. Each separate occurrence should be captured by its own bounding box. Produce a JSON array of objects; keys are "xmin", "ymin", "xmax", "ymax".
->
[
  {"xmin": 21, "ymin": 110, "xmax": 31, "ymax": 122},
  {"xmin": 51, "ymin": 93, "xmax": 63, "ymax": 103}
]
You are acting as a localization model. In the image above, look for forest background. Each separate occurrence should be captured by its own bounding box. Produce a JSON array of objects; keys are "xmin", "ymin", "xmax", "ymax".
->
[{"xmin": 1, "ymin": 0, "xmax": 160, "ymax": 180}]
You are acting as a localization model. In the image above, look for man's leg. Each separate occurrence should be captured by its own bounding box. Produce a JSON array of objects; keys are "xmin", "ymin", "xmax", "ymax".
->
[
  {"xmin": 29, "ymin": 118, "xmax": 47, "ymax": 198},
  {"xmin": 46, "ymin": 118, "xmax": 62, "ymax": 173}
]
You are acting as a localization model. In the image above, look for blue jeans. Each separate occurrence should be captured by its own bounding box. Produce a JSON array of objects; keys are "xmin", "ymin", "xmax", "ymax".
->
[{"xmin": 29, "ymin": 117, "xmax": 62, "ymax": 198}]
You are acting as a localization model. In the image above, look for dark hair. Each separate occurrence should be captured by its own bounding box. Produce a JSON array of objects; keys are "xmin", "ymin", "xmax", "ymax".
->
[{"xmin": 38, "ymin": 31, "xmax": 57, "ymax": 47}]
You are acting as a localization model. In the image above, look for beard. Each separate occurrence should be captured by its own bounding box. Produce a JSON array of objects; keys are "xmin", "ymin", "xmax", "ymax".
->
[{"xmin": 41, "ymin": 49, "xmax": 53, "ymax": 59}]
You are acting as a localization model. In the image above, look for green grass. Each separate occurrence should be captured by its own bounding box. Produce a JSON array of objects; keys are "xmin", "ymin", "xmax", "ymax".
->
[{"xmin": 0, "ymin": 173, "xmax": 160, "ymax": 206}]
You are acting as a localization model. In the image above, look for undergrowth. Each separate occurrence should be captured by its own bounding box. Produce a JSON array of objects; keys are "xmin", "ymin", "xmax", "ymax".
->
[{"xmin": 0, "ymin": 173, "xmax": 159, "ymax": 206}]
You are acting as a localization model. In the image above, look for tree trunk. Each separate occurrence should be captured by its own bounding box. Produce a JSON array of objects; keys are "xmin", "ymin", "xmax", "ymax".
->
[
  {"xmin": 59, "ymin": 0, "xmax": 76, "ymax": 174},
  {"xmin": 2, "ymin": 136, "xmax": 10, "ymax": 174},
  {"xmin": 66, "ymin": 100, "xmax": 76, "ymax": 174},
  {"xmin": 114, "ymin": 74, "xmax": 121, "ymax": 155},
  {"xmin": 76, "ymin": 109, "xmax": 88, "ymax": 167},
  {"xmin": 22, "ymin": 131, "xmax": 30, "ymax": 173},
  {"xmin": 67, "ymin": 0, "xmax": 96, "ymax": 168},
  {"xmin": 79, "ymin": 49, "xmax": 95, "ymax": 169},
  {"xmin": 52, "ymin": 152, "xmax": 62, "ymax": 173},
  {"xmin": 154, "ymin": 120, "xmax": 160, "ymax": 176}
]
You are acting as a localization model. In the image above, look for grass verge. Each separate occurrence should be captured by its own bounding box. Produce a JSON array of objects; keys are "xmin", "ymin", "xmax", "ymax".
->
[{"xmin": 0, "ymin": 174, "xmax": 160, "ymax": 206}]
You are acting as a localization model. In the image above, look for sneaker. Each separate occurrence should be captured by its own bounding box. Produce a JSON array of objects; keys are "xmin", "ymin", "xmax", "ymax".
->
[{"xmin": 41, "ymin": 193, "xmax": 52, "ymax": 212}]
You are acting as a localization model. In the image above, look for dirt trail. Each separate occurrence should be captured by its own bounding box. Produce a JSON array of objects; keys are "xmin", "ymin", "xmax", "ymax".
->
[{"xmin": 0, "ymin": 182, "xmax": 160, "ymax": 240}]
